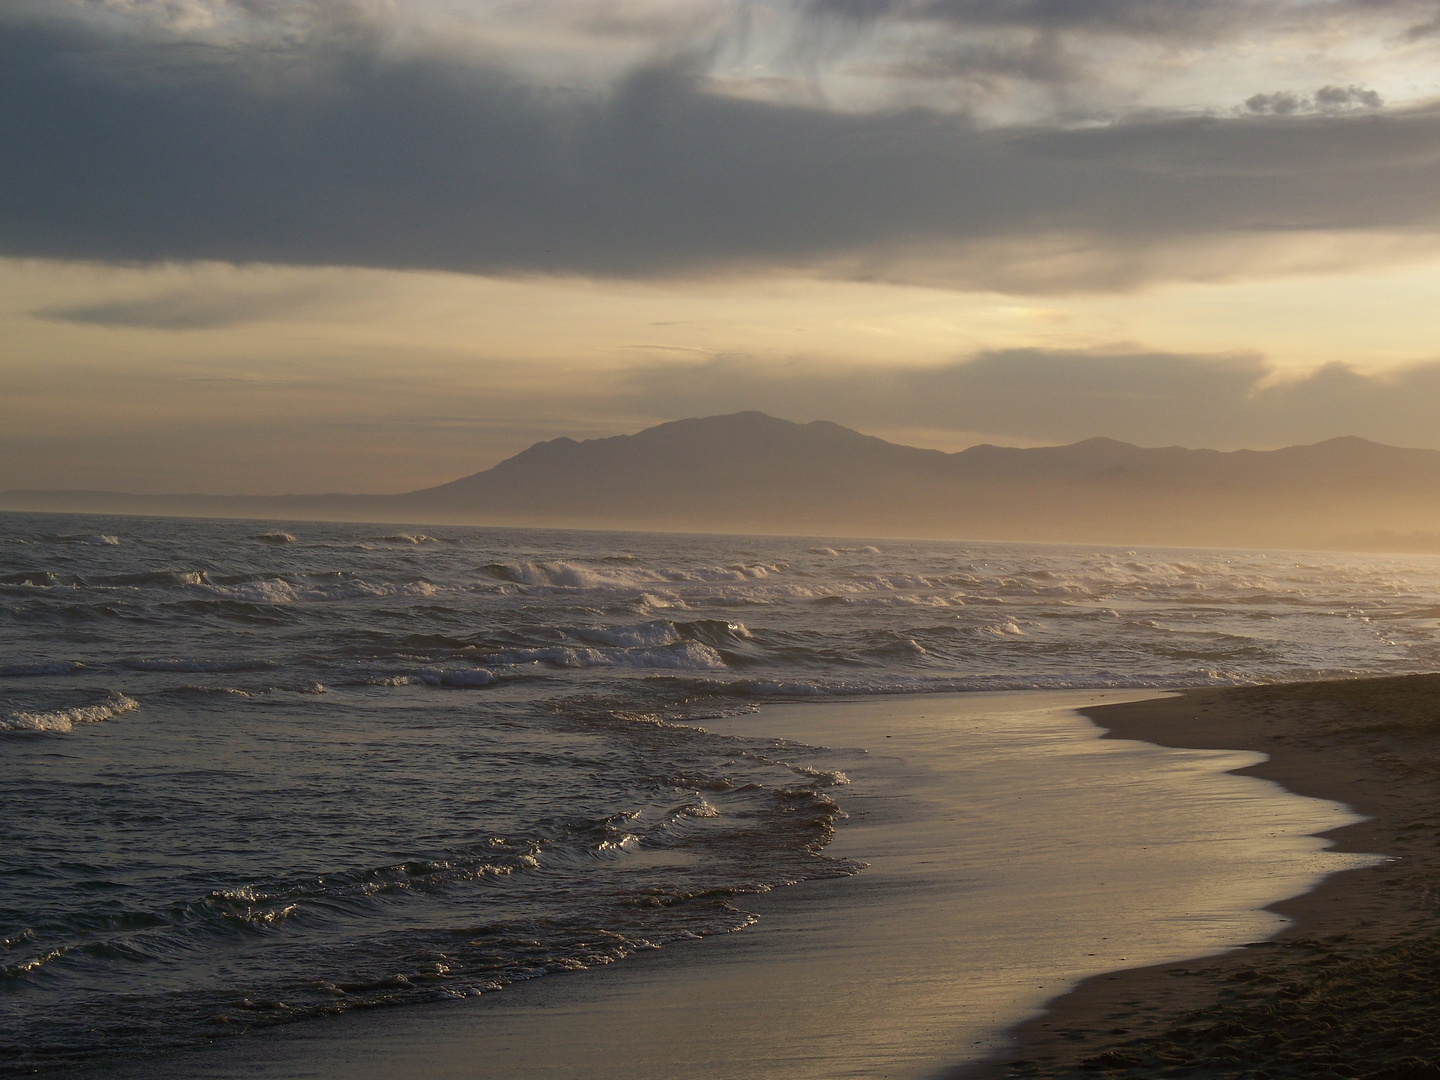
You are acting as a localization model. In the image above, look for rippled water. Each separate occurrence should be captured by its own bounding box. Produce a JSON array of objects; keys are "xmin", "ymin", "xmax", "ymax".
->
[{"xmin": 3, "ymin": 512, "xmax": 1439, "ymax": 1075}]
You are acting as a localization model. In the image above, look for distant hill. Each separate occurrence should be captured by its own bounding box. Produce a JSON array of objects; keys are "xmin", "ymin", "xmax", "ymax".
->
[{"xmin": 6, "ymin": 412, "xmax": 1440, "ymax": 551}]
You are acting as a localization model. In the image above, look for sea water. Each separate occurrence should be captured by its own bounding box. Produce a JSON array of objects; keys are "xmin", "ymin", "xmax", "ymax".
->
[{"xmin": 3, "ymin": 513, "xmax": 1438, "ymax": 1075}]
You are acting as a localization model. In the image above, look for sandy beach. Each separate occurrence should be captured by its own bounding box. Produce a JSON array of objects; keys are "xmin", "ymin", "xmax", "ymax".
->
[
  {"xmin": 970, "ymin": 674, "xmax": 1440, "ymax": 1079},
  {"xmin": 106, "ymin": 687, "xmax": 1374, "ymax": 1080}
]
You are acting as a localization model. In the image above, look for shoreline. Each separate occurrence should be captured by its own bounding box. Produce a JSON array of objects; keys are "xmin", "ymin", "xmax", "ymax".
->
[
  {"xmin": 102, "ymin": 688, "xmax": 1367, "ymax": 1080},
  {"xmin": 966, "ymin": 674, "xmax": 1440, "ymax": 1079}
]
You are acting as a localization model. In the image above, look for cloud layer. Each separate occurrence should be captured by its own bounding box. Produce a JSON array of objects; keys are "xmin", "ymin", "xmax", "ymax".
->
[
  {"xmin": 3, "ymin": 4, "xmax": 1440, "ymax": 291},
  {"xmin": 620, "ymin": 349, "xmax": 1440, "ymax": 449}
]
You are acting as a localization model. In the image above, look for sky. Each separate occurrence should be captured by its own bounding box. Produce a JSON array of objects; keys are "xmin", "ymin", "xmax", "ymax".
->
[{"xmin": 6, "ymin": 0, "xmax": 1440, "ymax": 493}]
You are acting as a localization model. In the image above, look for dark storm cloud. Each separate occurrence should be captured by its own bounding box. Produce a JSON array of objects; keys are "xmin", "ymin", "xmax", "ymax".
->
[
  {"xmin": 619, "ymin": 350, "xmax": 1440, "ymax": 449},
  {"xmin": 3, "ymin": 13, "xmax": 1440, "ymax": 287}
]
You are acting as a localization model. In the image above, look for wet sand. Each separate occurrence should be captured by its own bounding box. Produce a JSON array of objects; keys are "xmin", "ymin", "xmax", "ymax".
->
[
  {"xmin": 968, "ymin": 673, "xmax": 1440, "ymax": 1080},
  {"xmin": 116, "ymin": 689, "xmax": 1369, "ymax": 1080}
]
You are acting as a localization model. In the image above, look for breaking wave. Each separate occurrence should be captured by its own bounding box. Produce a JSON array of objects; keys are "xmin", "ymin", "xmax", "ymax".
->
[
  {"xmin": 414, "ymin": 667, "xmax": 498, "ymax": 688},
  {"xmin": 2, "ymin": 692, "xmax": 138, "ymax": 733}
]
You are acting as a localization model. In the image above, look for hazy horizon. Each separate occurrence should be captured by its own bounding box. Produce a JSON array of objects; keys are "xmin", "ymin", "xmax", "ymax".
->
[
  {"xmin": 8, "ymin": 1, "xmax": 1440, "ymax": 496},
  {"xmin": 6, "ymin": 412, "xmax": 1440, "ymax": 553},
  {"xmin": 1, "ymin": 411, "xmax": 1432, "ymax": 497}
]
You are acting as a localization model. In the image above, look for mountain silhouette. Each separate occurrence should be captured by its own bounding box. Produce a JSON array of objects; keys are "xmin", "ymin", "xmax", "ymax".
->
[{"xmin": 6, "ymin": 413, "xmax": 1440, "ymax": 550}]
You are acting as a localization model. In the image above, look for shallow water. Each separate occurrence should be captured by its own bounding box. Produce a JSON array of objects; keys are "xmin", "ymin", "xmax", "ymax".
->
[
  {"xmin": 2, "ymin": 513, "xmax": 1438, "ymax": 1074},
  {"xmin": 119, "ymin": 692, "xmax": 1376, "ymax": 1080}
]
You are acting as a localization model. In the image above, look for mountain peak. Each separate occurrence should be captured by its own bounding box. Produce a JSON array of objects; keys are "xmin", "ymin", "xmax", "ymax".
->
[{"xmin": 9, "ymin": 414, "xmax": 1440, "ymax": 549}]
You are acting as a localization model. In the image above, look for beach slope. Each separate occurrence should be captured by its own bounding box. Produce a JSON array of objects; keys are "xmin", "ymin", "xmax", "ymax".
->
[
  {"xmin": 113, "ymin": 689, "xmax": 1368, "ymax": 1080},
  {"xmin": 972, "ymin": 674, "xmax": 1440, "ymax": 1079}
]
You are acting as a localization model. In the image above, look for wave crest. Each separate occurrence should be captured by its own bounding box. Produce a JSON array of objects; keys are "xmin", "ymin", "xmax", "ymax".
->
[{"xmin": 2, "ymin": 693, "xmax": 139, "ymax": 734}]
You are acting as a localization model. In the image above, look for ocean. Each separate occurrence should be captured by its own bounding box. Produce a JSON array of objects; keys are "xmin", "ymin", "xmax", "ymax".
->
[{"xmin": 3, "ymin": 512, "xmax": 1439, "ymax": 1076}]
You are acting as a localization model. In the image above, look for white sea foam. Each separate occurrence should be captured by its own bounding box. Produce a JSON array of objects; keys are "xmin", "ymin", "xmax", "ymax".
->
[
  {"xmin": 79, "ymin": 568, "xmax": 448, "ymax": 604},
  {"xmin": 489, "ymin": 560, "xmax": 664, "ymax": 589},
  {"xmin": 571, "ymin": 622, "xmax": 681, "ymax": 648},
  {"xmin": 3, "ymin": 947, "xmax": 68, "ymax": 977},
  {"xmin": 631, "ymin": 643, "xmax": 726, "ymax": 670},
  {"xmin": 205, "ymin": 578, "xmax": 303, "ymax": 603},
  {"xmin": 200, "ymin": 577, "xmax": 442, "ymax": 603},
  {"xmin": 2, "ymin": 693, "xmax": 139, "ymax": 733},
  {"xmin": 977, "ymin": 619, "xmax": 1026, "ymax": 636},
  {"xmin": 486, "ymin": 560, "xmax": 791, "ymax": 590},
  {"xmin": 634, "ymin": 592, "xmax": 689, "ymax": 611},
  {"xmin": 40, "ymin": 533, "xmax": 120, "ymax": 546},
  {"xmin": 597, "ymin": 835, "xmax": 642, "ymax": 853},
  {"xmin": 490, "ymin": 642, "xmax": 726, "ymax": 672},
  {"xmin": 677, "ymin": 798, "xmax": 721, "ymax": 818},
  {"xmin": 792, "ymin": 765, "xmax": 852, "ymax": 786}
]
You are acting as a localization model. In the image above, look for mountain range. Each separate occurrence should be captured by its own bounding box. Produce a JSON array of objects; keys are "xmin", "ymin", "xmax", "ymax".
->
[{"xmin": 5, "ymin": 412, "xmax": 1440, "ymax": 551}]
